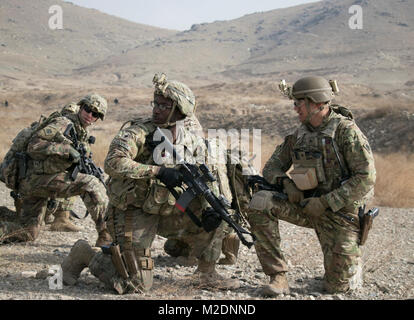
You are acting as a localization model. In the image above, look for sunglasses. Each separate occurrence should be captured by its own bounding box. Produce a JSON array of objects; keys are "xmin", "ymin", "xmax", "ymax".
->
[
  {"xmin": 151, "ymin": 100, "xmax": 172, "ymax": 111},
  {"xmin": 293, "ymin": 99, "xmax": 305, "ymax": 107},
  {"xmin": 83, "ymin": 105, "xmax": 101, "ymax": 118}
]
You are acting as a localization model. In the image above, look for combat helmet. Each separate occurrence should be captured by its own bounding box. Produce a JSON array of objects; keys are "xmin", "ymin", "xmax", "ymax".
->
[
  {"xmin": 153, "ymin": 73, "xmax": 196, "ymax": 123},
  {"xmin": 279, "ymin": 76, "xmax": 339, "ymax": 103},
  {"xmin": 279, "ymin": 76, "xmax": 339, "ymax": 124},
  {"xmin": 78, "ymin": 93, "xmax": 108, "ymax": 120}
]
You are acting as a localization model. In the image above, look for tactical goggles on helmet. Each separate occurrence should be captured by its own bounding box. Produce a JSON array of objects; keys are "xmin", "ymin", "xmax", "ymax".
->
[{"xmin": 82, "ymin": 104, "xmax": 101, "ymax": 118}]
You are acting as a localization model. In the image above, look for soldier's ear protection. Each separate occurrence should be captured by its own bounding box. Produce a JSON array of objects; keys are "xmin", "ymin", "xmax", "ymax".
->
[{"xmin": 329, "ymin": 80, "xmax": 339, "ymax": 94}]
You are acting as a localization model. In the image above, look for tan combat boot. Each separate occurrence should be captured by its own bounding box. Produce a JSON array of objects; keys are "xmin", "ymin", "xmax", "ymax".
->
[
  {"xmin": 218, "ymin": 233, "xmax": 240, "ymax": 265},
  {"xmin": 95, "ymin": 228, "xmax": 112, "ymax": 247},
  {"xmin": 50, "ymin": 211, "xmax": 81, "ymax": 232},
  {"xmin": 61, "ymin": 240, "xmax": 99, "ymax": 285},
  {"xmin": 194, "ymin": 259, "xmax": 240, "ymax": 290},
  {"xmin": 261, "ymin": 272, "xmax": 290, "ymax": 296}
]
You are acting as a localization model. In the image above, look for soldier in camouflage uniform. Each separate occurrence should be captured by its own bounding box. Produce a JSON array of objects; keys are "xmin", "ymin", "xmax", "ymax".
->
[
  {"xmin": 61, "ymin": 74, "xmax": 239, "ymax": 294},
  {"xmin": 2, "ymin": 103, "xmax": 85, "ymax": 231},
  {"xmin": 163, "ymin": 103, "xmax": 243, "ymax": 266},
  {"xmin": 0, "ymin": 94, "xmax": 111, "ymax": 246},
  {"xmin": 247, "ymin": 76, "xmax": 376, "ymax": 295}
]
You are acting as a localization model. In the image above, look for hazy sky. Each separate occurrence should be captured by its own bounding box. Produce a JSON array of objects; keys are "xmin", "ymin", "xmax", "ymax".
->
[{"xmin": 64, "ymin": 0, "xmax": 320, "ymax": 31}]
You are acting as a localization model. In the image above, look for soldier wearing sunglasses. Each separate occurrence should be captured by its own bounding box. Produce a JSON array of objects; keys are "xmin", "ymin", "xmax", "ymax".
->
[{"xmin": 0, "ymin": 94, "xmax": 112, "ymax": 248}]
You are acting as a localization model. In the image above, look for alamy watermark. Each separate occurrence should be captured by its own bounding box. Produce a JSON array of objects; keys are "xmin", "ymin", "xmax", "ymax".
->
[
  {"xmin": 48, "ymin": 265, "xmax": 63, "ymax": 290},
  {"xmin": 49, "ymin": 5, "xmax": 63, "ymax": 30},
  {"xmin": 349, "ymin": 5, "xmax": 363, "ymax": 30},
  {"xmin": 152, "ymin": 122, "xmax": 262, "ymax": 175}
]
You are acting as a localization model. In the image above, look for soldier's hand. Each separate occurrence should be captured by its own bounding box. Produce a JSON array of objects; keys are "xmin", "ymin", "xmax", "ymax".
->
[
  {"xmin": 302, "ymin": 197, "xmax": 329, "ymax": 218},
  {"xmin": 201, "ymin": 207, "xmax": 222, "ymax": 232},
  {"xmin": 283, "ymin": 179, "xmax": 304, "ymax": 204},
  {"xmin": 156, "ymin": 166, "xmax": 183, "ymax": 188},
  {"xmin": 68, "ymin": 146, "xmax": 80, "ymax": 163}
]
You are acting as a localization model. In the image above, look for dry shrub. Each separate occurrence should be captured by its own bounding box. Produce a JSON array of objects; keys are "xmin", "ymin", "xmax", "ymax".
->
[{"xmin": 373, "ymin": 153, "xmax": 414, "ymax": 208}]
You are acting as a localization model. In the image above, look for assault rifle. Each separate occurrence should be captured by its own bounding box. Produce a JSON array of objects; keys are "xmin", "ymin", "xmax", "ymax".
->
[
  {"xmin": 63, "ymin": 123, "xmax": 106, "ymax": 188},
  {"xmin": 155, "ymin": 128, "xmax": 256, "ymax": 248},
  {"xmin": 247, "ymin": 175, "xmax": 288, "ymax": 201}
]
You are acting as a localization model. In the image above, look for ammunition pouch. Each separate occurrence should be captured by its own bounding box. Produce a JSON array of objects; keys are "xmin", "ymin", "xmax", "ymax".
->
[
  {"xmin": 142, "ymin": 183, "xmax": 178, "ymax": 215},
  {"xmin": 107, "ymin": 178, "xmax": 150, "ymax": 210},
  {"xmin": 290, "ymin": 167, "xmax": 318, "ymax": 191},
  {"xmin": 291, "ymin": 150, "xmax": 325, "ymax": 190},
  {"xmin": 16, "ymin": 152, "xmax": 28, "ymax": 180}
]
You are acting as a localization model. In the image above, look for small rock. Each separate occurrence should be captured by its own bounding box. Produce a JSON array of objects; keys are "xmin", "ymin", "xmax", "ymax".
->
[
  {"xmin": 21, "ymin": 271, "xmax": 37, "ymax": 278},
  {"xmin": 35, "ymin": 269, "xmax": 50, "ymax": 279}
]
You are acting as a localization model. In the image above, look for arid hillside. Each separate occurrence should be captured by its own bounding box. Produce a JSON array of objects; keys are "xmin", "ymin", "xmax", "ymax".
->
[
  {"xmin": 70, "ymin": 0, "xmax": 414, "ymax": 91},
  {"xmin": 0, "ymin": 0, "xmax": 413, "ymax": 93},
  {"xmin": 0, "ymin": 0, "xmax": 174, "ymax": 85}
]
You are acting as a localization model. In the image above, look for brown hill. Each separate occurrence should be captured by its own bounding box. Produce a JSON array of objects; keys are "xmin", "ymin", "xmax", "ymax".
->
[
  {"xmin": 0, "ymin": 0, "xmax": 174, "ymax": 86},
  {"xmin": 76, "ymin": 0, "xmax": 414, "ymax": 91}
]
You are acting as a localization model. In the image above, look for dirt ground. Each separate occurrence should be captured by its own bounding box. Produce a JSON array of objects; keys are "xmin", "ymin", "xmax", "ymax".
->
[{"xmin": 0, "ymin": 183, "xmax": 412, "ymax": 301}]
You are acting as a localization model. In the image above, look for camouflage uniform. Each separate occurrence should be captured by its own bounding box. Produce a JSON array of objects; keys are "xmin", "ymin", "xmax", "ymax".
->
[
  {"xmin": 0, "ymin": 96, "xmax": 109, "ymax": 244},
  {"xmin": 163, "ymin": 115, "xmax": 244, "ymax": 265},
  {"xmin": 77, "ymin": 74, "xmax": 238, "ymax": 294},
  {"xmin": 248, "ymin": 78, "xmax": 376, "ymax": 294},
  {"xmin": 1, "ymin": 103, "xmax": 81, "ymax": 227}
]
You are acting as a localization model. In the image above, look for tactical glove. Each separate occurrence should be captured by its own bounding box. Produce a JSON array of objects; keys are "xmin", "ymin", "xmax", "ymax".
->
[
  {"xmin": 201, "ymin": 207, "xmax": 222, "ymax": 232},
  {"xmin": 283, "ymin": 179, "xmax": 304, "ymax": 204},
  {"xmin": 68, "ymin": 146, "xmax": 80, "ymax": 164},
  {"xmin": 302, "ymin": 197, "xmax": 329, "ymax": 218},
  {"xmin": 156, "ymin": 166, "xmax": 183, "ymax": 188}
]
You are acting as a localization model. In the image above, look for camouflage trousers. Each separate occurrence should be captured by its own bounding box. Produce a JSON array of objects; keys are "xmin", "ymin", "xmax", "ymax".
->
[
  {"xmin": 95, "ymin": 204, "xmax": 226, "ymax": 293},
  {"xmin": 248, "ymin": 190, "xmax": 362, "ymax": 293},
  {"xmin": 0, "ymin": 172, "xmax": 108, "ymax": 243},
  {"xmin": 14, "ymin": 196, "xmax": 76, "ymax": 218},
  {"xmin": 106, "ymin": 204, "xmax": 225, "ymax": 262}
]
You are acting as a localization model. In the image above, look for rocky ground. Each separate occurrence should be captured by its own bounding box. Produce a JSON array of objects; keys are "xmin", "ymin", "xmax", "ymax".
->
[{"xmin": 0, "ymin": 183, "xmax": 413, "ymax": 302}]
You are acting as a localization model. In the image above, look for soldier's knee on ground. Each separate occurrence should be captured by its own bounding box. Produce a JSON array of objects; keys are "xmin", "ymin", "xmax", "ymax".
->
[{"xmin": 323, "ymin": 255, "xmax": 363, "ymax": 294}]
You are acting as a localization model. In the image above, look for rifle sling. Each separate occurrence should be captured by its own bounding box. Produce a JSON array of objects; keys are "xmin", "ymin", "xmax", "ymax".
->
[{"xmin": 168, "ymin": 187, "xmax": 202, "ymax": 228}]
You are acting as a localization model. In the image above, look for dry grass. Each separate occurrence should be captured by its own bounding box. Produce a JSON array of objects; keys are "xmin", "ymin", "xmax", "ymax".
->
[
  {"xmin": 0, "ymin": 85, "xmax": 413, "ymax": 209},
  {"xmin": 1, "ymin": 119, "xmax": 413, "ymax": 208},
  {"xmin": 373, "ymin": 153, "xmax": 414, "ymax": 208}
]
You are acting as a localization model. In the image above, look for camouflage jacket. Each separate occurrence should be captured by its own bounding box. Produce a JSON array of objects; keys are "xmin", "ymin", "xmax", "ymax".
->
[
  {"xmin": 104, "ymin": 117, "xmax": 219, "ymax": 213},
  {"xmin": 25, "ymin": 113, "xmax": 91, "ymax": 175},
  {"xmin": 263, "ymin": 106, "xmax": 376, "ymax": 212}
]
